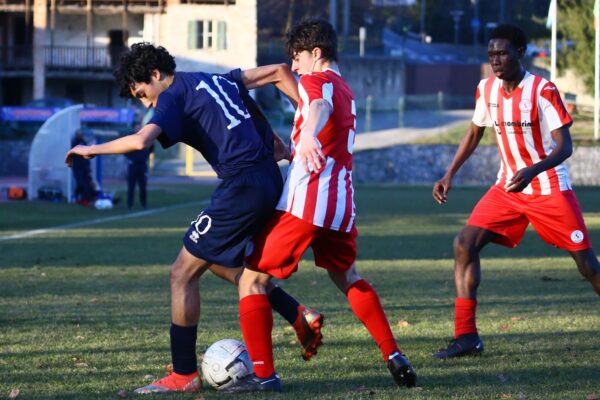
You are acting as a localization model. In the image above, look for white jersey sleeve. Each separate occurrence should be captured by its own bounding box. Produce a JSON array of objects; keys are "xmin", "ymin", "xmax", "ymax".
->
[{"xmin": 471, "ymin": 82, "xmax": 493, "ymax": 127}]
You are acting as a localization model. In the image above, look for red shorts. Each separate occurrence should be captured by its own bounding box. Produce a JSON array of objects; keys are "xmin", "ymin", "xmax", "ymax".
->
[
  {"xmin": 467, "ymin": 185, "xmax": 592, "ymax": 251},
  {"xmin": 245, "ymin": 211, "xmax": 357, "ymax": 279}
]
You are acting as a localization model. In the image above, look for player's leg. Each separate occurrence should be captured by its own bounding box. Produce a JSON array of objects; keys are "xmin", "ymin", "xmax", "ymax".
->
[
  {"xmin": 524, "ymin": 190, "xmax": 600, "ymax": 296},
  {"xmin": 135, "ymin": 246, "xmax": 211, "ymax": 394},
  {"xmin": 431, "ymin": 225, "xmax": 495, "ymax": 359},
  {"xmin": 209, "ymin": 263, "xmax": 323, "ymax": 359},
  {"xmin": 434, "ymin": 187, "xmax": 528, "ymax": 359},
  {"xmin": 224, "ymin": 267, "xmax": 282, "ymax": 393},
  {"xmin": 570, "ymin": 248, "xmax": 600, "ymax": 295},
  {"xmin": 327, "ymin": 264, "xmax": 417, "ymax": 387},
  {"xmin": 139, "ymin": 167, "xmax": 147, "ymax": 209},
  {"xmin": 126, "ymin": 167, "xmax": 135, "ymax": 210}
]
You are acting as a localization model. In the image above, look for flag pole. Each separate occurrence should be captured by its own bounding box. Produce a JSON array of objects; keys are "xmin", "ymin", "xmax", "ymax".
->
[
  {"xmin": 595, "ymin": 0, "xmax": 599, "ymax": 141},
  {"xmin": 550, "ymin": 0, "xmax": 557, "ymax": 82}
]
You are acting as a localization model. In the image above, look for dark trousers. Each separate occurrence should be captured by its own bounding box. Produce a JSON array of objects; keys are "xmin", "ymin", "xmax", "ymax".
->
[{"xmin": 127, "ymin": 164, "xmax": 147, "ymax": 209}]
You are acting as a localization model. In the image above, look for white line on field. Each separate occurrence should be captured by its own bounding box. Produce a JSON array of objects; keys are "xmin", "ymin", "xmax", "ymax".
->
[{"xmin": 0, "ymin": 199, "xmax": 209, "ymax": 242}]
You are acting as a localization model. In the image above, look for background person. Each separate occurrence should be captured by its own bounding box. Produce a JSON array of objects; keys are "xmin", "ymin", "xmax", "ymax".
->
[{"xmin": 432, "ymin": 24, "xmax": 600, "ymax": 359}]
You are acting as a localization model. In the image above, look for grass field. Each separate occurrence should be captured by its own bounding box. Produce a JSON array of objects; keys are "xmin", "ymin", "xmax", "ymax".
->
[{"xmin": 1, "ymin": 183, "xmax": 600, "ymax": 400}]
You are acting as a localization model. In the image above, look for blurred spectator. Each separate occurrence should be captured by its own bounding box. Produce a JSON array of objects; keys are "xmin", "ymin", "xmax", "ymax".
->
[
  {"xmin": 124, "ymin": 125, "xmax": 153, "ymax": 210},
  {"xmin": 71, "ymin": 129, "xmax": 98, "ymax": 205}
]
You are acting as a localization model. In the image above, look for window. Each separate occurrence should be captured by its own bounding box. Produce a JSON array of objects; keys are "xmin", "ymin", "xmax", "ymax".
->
[{"xmin": 188, "ymin": 20, "xmax": 227, "ymax": 50}]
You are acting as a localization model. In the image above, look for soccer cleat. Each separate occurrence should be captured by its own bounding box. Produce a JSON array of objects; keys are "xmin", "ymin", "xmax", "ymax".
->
[
  {"xmin": 432, "ymin": 333, "xmax": 484, "ymax": 359},
  {"xmin": 294, "ymin": 307, "xmax": 324, "ymax": 361},
  {"xmin": 133, "ymin": 371, "xmax": 201, "ymax": 394},
  {"xmin": 387, "ymin": 352, "xmax": 417, "ymax": 388},
  {"xmin": 222, "ymin": 373, "xmax": 282, "ymax": 393}
]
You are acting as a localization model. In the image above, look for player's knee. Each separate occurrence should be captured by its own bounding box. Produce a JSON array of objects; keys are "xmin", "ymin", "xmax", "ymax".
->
[
  {"xmin": 238, "ymin": 269, "xmax": 270, "ymax": 295},
  {"xmin": 453, "ymin": 232, "xmax": 477, "ymax": 260}
]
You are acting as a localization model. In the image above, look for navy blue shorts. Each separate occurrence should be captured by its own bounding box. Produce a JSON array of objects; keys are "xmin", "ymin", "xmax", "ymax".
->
[{"xmin": 182, "ymin": 158, "xmax": 283, "ymax": 268}]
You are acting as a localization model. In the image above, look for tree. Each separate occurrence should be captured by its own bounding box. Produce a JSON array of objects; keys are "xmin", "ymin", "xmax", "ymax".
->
[{"xmin": 557, "ymin": 0, "xmax": 595, "ymax": 95}]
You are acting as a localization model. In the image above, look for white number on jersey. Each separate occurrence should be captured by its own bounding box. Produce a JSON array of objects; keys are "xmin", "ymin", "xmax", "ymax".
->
[{"xmin": 196, "ymin": 76, "xmax": 251, "ymax": 130}]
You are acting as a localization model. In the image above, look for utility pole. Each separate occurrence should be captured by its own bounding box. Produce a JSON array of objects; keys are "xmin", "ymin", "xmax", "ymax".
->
[
  {"xmin": 329, "ymin": 0, "xmax": 337, "ymax": 31},
  {"xmin": 471, "ymin": 0, "xmax": 479, "ymax": 58},
  {"xmin": 420, "ymin": 0, "xmax": 426, "ymax": 42},
  {"xmin": 342, "ymin": 0, "xmax": 349, "ymax": 50},
  {"xmin": 449, "ymin": 10, "xmax": 463, "ymax": 45}
]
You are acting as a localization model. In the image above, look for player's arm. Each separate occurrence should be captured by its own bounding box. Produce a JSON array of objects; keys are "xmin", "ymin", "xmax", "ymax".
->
[
  {"xmin": 433, "ymin": 122, "xmax": 486, "ymax": 204},
  {"xmin": 65, "ymin": 124, "xmax": 162, "ymax": 167},
  {"xmin": 240, "ymin": 64, "xmax": 299, "ymax": 106},
  {"xmin": 297, "ymin": 99, "xmax": 331, "ymax": 173},
  {"xmin": 505, "ymin": 126, "xmax": 572, "ymax": 192}
]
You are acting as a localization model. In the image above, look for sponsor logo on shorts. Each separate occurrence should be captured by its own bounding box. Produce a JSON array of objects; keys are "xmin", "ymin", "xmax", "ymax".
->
[
  {"xmin": 570, "ymin": 230, "xmax": 584, "ymax": 244},
  {"xmin": 188, "ymin": 212, "xmax": 212, "ymax": 243}
]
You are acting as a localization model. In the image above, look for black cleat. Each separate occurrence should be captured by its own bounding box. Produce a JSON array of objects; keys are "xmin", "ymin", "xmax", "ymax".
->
[
  {"xmin": 432, "ymin": 333, "xmax": 484, "ymax": 359},
  {"xmin": 387, "ymin": 352, "xmax": 417, "ymax": 388},
  {"xmin": 222, "ymin": 373, "xmax": 282, "ymax": 393}
]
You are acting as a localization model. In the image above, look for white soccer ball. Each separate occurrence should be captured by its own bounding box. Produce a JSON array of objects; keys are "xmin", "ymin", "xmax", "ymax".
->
[
  {"xmin": 201, "ymin": 339, "xmax": 253, "ymax": 390},
  {"xmin": 94, "ymin": 198, "xmax": 113, "ymax": 210}
]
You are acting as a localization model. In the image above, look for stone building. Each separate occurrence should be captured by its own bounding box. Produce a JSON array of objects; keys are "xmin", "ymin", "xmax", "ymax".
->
[{"xmin": 0, "ymin": 0, "xmax": 257, "ymax": 106}]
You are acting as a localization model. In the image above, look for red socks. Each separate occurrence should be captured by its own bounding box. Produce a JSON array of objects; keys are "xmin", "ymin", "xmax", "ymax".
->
[
  {"xmin": 454, "ymin": 297, "xmax": 478, "ymax": 338},
  {"xmin": 239, "ymin": 294, "xmax": 274, "ymax": 378},
  {"xmin": 346, "ymin": 279, "xmax": 400, "ymax": 360}
]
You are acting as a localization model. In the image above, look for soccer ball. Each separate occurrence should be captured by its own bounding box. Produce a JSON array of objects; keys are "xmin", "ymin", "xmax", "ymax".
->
[
  {"xmin": 94, "ymin": 198, "xmax": 113, "ymax": 210},
  {"xmin": 201, "ymin": 339, "xmax": 253, "ymax": 390}
]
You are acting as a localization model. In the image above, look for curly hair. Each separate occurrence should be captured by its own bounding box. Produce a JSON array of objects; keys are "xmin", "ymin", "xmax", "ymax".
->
[
  {"xmin": 489, "ymin": 24, "xmax": 527, "ymax": 52},
  {"xmin": 285, "ymin": 17, "xmax": 338, "ymax": 61},
  {"xmin": 113, "ymin": 42, "xmax": 176, "ymax": 98}
]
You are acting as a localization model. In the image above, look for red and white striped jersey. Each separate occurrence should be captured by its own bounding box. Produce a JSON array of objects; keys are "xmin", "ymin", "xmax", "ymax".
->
[
  {"xmin": 276, "ymin": 69, "xmax": 357, "ymax": 232},
  {"xmin": 472, "ymin": 71, "xmax": 573, "ymax": 195}
]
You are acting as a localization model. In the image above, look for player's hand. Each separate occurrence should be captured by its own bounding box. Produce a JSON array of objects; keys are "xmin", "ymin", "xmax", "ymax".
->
[
  {"xmin": 273, "ymin": 133, "xmax": 291, "ymax": 162},
  {"xmin": 65, "ymin": 145, "xmax": 94, "ymax": 167},
  {"xmin": 433, "ymin": 176, "xmax": 452, "ymax": 204},
  {"xmin": 297, "ymin": 135, "xmax": 325, "ymax": 173},
  {"xmin": 505, "ymin": 167, "xmax": 535, "ymax": 192}
]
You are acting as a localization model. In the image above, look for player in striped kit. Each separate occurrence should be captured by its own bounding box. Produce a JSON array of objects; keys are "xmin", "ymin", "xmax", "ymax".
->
[
  {"xmin": 432, "ymin": 24, "xmax": 600, "ymax": 359},
  {"xmin": 224, "ymin": 18, "xmax": 417, "ymax": 392}
]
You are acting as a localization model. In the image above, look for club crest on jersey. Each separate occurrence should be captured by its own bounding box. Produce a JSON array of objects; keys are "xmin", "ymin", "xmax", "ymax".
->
[
  {"xmin": 519, "ymin": 99, "xmax": 532, "ymax": 112},
  {"xmin": 570, "ymin": 230, "xmax": 584, "ymax": 244}
]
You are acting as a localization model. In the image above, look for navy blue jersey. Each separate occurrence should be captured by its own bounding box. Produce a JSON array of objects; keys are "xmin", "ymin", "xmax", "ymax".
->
[{"xmin": 150, "ymin": 69, "xmax": 273, "ymax": 178}]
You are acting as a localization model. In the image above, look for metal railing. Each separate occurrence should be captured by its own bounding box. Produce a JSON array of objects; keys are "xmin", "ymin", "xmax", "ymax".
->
[
  {"xmin": 45, "ymin": 46, "xmax": 113, "ymax": 70},
  {"xmin": 0, "ymin": 46, "xmax": 117, "ymax": 71}
]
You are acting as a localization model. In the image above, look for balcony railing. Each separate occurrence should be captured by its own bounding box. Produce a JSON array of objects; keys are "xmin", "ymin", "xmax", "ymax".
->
[
  {"xmin": 45, "ymin": 46, "xmax": 114, "ymax": 70},
  {"xmin": 0, "ymin": 46, "xmax": 120, "ymax": 72}
]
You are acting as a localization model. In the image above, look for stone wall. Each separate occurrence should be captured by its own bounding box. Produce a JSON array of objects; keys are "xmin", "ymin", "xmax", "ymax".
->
[
  {"xmin": 3, "ymin": 139, "xmax": 599, "ymax": 187},
  {"xmin": 353, "ymin": 144, "xmax": 600, "ymax": 186}
]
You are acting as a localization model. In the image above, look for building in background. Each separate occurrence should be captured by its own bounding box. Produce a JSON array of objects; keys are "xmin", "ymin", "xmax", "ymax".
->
[{"xmin": 0, "ymin": 0, "xmax": 257, "ymax": 106}]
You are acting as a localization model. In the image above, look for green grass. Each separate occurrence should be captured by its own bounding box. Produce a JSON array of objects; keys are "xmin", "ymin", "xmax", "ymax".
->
[
  {"xmin": 412, "ymin": 110, "xmax": 600, "ymax": 146},
  {"xmin": 1, "ymin": 184, "xmax": 600, "ymax": 399}
]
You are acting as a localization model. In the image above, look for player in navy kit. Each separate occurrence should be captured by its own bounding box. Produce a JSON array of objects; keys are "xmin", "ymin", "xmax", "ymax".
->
[{"xmin": 65, "ymin": 43, "xmax": 324, "ymax": 393}]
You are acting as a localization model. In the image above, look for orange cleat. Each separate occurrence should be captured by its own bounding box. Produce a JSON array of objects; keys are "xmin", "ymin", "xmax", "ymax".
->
[
  {"xmin": 134, "ymin": 371, "xmax": 201, "ymax": 394},
  {"xmin": 294, "ymin": 306, "xmax": 324, "ymax": 361}
]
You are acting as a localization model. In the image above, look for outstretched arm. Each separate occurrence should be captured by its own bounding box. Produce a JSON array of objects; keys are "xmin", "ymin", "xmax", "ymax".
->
[
  {"xmin": 504, "ymin": 126, "xmax": 572, "ymax": 192},
  {"xmin": 240, "ymin": 64, "xmax": 299, "ymax": 106},
  {"xmin": 433, "ymin": 122, "xmax": 486, "ymax": 204},
  {"xmin": 65, "ymin": 124, "xmax": 162, "ymax": 166}
]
